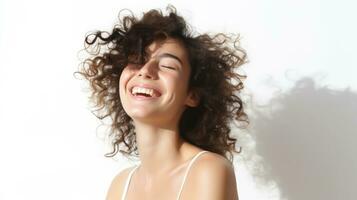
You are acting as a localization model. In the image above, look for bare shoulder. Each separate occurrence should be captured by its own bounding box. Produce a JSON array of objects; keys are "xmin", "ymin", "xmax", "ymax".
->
[
  {"xmin": 105, "ymin": 165, "xmax": 137, "ymax": 200},
  {"xmin": 196, "ymin": 151, "xmax": 235, "ymax": 171},
  {"xmin": 194, "ymin": 152, "xmax": 236, "ymax": 184},
  {"xmin": 187, "ymin": 152, "xmax": 238, "ymax": 200}
]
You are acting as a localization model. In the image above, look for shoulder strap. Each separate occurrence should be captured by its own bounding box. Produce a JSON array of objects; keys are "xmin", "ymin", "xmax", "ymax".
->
[
  {"xmin": 121, "ymin": 165, "xmax": 140, "ymax": 200},
  {"xmin": 176, "ymin": 151, "xmax": 209, "ymax": 200}
]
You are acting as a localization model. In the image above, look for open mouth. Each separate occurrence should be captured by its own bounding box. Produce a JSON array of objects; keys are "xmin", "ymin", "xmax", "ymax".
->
[{"xmin": 130, "ymin": 86, "xmax": 161, "ymax": 98}]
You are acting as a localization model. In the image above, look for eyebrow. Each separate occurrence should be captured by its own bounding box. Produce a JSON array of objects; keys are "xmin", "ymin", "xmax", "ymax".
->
[{"xmin": 156, "ymin": 53, "xmax": 183, "ymax": 65}]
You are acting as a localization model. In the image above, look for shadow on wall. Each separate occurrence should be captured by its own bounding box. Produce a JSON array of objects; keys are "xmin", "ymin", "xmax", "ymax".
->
[{"xmin": 246, "ymin": 77, "xmax": 357, "ymax": 200}]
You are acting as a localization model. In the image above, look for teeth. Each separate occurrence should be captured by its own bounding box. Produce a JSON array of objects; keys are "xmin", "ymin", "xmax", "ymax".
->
[{"xmin": 131, "ymin": 86, "xmax": 154, "ymax": 97}]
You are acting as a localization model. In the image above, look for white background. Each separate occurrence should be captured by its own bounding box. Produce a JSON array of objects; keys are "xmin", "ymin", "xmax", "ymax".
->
[{"xmin": 1, "ymin": 0, "xmax": 356, "ymax": 199}]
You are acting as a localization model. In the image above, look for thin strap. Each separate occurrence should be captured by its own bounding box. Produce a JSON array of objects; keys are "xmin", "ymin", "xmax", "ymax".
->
[
  {"xmin": 121, "ymin": 165, "xmax": 140, "ymax": 200},
  {"xmin": 176, "ymin": 151, "xmax": 209, "ymax": 200}
]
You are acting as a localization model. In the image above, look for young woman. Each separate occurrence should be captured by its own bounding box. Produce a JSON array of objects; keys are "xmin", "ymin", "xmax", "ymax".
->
[{"xmin": 75, "ymin": 5, "xmax": 248, "ymax": 200}]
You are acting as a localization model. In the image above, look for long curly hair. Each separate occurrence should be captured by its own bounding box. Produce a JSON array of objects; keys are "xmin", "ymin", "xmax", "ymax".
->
[{"xmin": 74, "ymin": 5, "xmax": 249, "ymax": 163}]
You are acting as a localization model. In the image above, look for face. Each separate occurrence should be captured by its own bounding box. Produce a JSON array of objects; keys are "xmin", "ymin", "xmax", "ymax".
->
[{"xmin": 119, "ymin": 38, "xmax": 198, "ymax": 126}]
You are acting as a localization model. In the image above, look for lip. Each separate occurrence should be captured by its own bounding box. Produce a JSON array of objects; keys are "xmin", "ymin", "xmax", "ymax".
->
[{"xmin": 128, "ymin": 83, "xmax": 162, "ymax": 99}]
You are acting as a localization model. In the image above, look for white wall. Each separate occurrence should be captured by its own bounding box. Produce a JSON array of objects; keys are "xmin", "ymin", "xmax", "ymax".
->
[{"xmin": 1, "ymin": 0, "xmax": 356, "ymax": 199}]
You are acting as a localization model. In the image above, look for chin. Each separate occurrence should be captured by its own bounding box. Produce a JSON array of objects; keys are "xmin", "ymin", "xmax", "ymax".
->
[{"xmin": 127, "ymin": 109, "xmax": 158, "ymax": 120}]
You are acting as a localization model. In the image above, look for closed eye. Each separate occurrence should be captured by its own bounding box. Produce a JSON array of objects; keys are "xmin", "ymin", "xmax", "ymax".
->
[{"xmin": 160, "ymin": 65, "xmax": 176, "ymax": 70}]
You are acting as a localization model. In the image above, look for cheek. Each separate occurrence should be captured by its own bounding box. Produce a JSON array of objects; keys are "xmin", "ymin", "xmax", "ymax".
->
[
  {"xmin": 119, "ymin": 69, "xmax": 132, "ymax": 97},
  {"xmin": 119, "ymin": 73, "xmax": 126, "ymax": 89},
  {"xmin": 166, "ymin": 73, "xmax": 188, "ymax": 95}
]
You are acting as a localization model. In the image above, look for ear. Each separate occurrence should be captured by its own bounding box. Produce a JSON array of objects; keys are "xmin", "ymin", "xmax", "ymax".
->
[{"xmin": 185, "ymin": 89, "xmax": 200, "ymax": 107}]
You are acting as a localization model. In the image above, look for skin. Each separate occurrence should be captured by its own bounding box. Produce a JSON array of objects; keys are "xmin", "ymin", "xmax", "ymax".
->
[{"xmin": 106, "ymin": 38, "xmax": 239, "ymax": 200}]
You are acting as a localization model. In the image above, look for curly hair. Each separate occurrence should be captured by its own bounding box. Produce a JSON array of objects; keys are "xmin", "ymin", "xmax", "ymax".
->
[{"xmin": 74, "ymin": 5, "xmax": 249, "ymax": 163}]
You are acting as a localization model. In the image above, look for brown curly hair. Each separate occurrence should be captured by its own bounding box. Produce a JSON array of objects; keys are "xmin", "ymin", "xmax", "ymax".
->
[{"xmin": 74, "ymin": 5, "xmax": 249, "ymax": 163}]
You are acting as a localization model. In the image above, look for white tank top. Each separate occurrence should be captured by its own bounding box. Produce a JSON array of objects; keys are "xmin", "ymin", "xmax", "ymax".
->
[{"xmin": 120, "ymin": 151, "xmax": 209, "ymax": 200}]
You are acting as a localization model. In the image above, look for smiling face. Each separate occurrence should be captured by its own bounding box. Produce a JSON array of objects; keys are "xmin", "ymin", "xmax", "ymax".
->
[{"xmin": 119, "ymin": 38, "xmax": 199, "ymax": 126}]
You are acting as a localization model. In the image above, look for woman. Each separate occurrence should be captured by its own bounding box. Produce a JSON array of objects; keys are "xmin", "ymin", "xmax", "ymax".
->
[{"xmin": 75, "ymin": 5, "xmax": 248, "ymax": 200}]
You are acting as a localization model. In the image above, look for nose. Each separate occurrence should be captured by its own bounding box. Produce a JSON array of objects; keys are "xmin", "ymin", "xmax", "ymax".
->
[{"xmin": 137, "ymin": 60, "xmax": 158, "ymax": 79}]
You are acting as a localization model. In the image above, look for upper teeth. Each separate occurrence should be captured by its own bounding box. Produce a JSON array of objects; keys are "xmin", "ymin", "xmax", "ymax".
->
[{"xmin": 131, "ymin": 87, "xmax": 154, "ymax": 97}]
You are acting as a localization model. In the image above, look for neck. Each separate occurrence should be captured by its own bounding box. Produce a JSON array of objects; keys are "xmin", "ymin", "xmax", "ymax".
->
[{"xmin": 133, "ymin": 120, "xmax": 186, "ymax": 177}]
